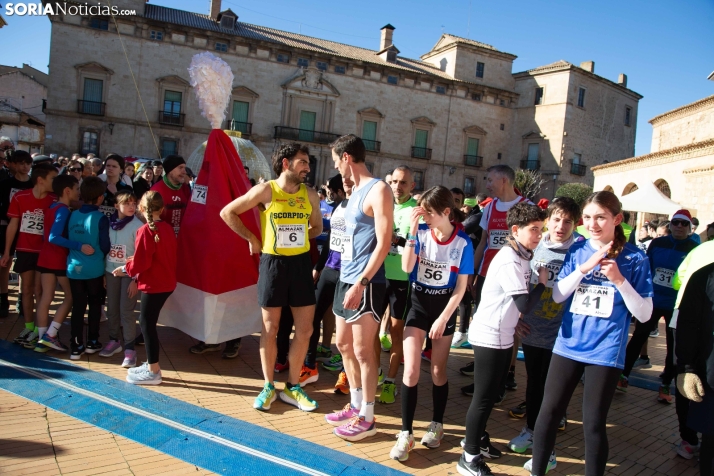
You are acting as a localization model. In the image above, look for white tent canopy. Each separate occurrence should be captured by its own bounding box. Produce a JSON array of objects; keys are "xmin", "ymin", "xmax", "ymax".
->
[{"xmin": 618, "ymin": 180, "xmax": 695, "ymax": 216}]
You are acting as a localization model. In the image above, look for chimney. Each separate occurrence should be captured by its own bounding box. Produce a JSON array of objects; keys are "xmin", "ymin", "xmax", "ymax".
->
[
  {"xmin": 618, "ymin": 73, "xmax": 628, "ymax": 87},
  {"xmin": 580, "ymin": 61, "xmax": 595, "ymax": 73},
  {"xmin": 380, "ymin": 24, "xmax": 395, "ymax": 51},
  {"xmin": 210, "ymin": 0, "xmax": 221, "ymax": 20}
]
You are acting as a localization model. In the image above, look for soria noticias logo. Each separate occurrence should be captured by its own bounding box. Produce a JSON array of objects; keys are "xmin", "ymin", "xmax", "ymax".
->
[{"xmin": 2, "ymin": 3, "xmax": 136, "ymax": 16}]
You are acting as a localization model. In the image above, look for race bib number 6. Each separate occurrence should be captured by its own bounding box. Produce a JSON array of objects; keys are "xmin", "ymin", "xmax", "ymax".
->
[
  {"xmin": 417, "ymin": 257, "xmax": 449, "ymax": 287},
  {"xmin": 20, "ymin": 212, "xmax": 43, "ymax": 235},
  {"xmin": 570, "ymin": 284, "xmax": 614, "ymax": 318},
  {"xmin": 277, "ymin": 224, "xmax": 306, "ymax": 248},
  {"xmin": 489, "ymin": 230, "xmax": 510, "ymax": 250},
  {"xmin": 108, "ymin": 244, "xmax": 127, "ymax": 264},
  {"xmin": 654, "ymin": 267, "xmax": 674, "ymax": 288}
]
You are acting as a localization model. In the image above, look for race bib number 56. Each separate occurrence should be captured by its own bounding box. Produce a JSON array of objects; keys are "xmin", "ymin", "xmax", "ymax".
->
[
  {"xmin": 277, "ymin": 224, "xmax": 305, "ymax": 248},
  {"xmin": 570, "ymin": 284, "xmax": 614, "ymax": 318},
  {"xmin": 417, "ymin": 257, "xmax": 449, "ymax": 287},
  {"xmin": 20, "ymin": 212, "xmax": 43, "ymax": 235}
]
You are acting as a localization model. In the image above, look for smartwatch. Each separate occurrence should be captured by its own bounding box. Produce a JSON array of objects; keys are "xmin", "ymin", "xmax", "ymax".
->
[{"xmin": 359, "ymin": 276, "xmax": 369, "ymax": 287}]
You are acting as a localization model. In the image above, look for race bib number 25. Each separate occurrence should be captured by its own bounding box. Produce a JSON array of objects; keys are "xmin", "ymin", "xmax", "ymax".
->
[{"xmin": 20, "ymin": 212, "xmax": 43, "ymax": 235}]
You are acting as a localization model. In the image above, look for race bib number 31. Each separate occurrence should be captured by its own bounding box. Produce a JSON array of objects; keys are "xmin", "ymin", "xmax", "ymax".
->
[
  {"xmin": 654, "ymin": 267, "xmax": 674, "ymax": 288},
  {"xmin": 489, "ymin": 230, "xmax": 510, "ymax": 250},
  {"xmin": 20, "ymin": 212, "xmax": 43, "ymax": 235},
  {"xmin": 570, "ymin": 284, "xmax": 614, "ymax": 318},
  {"xmin": 191, "ymin": 185, "xmax": 208, "ymax": 205},
  {"xmin": 417, "ymin": 257, "xmax": 449, "ymax": 287},
  {"xmin": 277, "ymin": 224, "xmax": 306, "ymax": 248}
]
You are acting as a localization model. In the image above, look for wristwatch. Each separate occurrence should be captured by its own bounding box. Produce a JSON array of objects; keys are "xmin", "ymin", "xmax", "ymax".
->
[{"xmin": 359, "ymin": 276, "xmax": 369, "ymax": 286}]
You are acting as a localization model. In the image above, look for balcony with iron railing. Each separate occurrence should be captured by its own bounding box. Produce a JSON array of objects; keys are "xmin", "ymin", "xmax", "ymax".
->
[
  {"xmin": 570, "ymin": 161, "xmax": 586, "ymax": 176},
  {"xmin": 520, "ymin": 157, "xmax": 540, "ymax": 170},
  {"xmin": 77, "ymin": 100, "xmax": 105, "ymax": 116},
  {"xmin": 362, "ymin": 139, "xmax": 381, "ymax": 153},
  {"xmin": 159, "ymin": 110, "xmax": 185, "ymax": 126},
  {"xmin": 225, "ymin": 120, "xmax": 252, "ymax": 137},
  {"xmin": 274, "ymin": 126, "xmax": 341, "ymax": 145},
  {"xmin": 411, "ymin": 146, "xmax": 432, "ymax": 160},
  {"xmin": 464, "ymin": 155, "xmax": 483, "ymax": 167}
]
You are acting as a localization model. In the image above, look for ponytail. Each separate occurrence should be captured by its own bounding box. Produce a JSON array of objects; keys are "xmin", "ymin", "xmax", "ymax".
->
[
  {"xmin": 139, "ymin": 191, "xmax": 164, "ymax": 243},
  {"xmin": 610, "ymin": 224, "xmax": 626, "ymax": 258}
]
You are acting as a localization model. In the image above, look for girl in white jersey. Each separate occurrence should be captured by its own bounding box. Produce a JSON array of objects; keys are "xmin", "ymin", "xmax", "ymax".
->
[{"xmin": 389, "ymin": 186, "xmax": 473, "ymax": 462}]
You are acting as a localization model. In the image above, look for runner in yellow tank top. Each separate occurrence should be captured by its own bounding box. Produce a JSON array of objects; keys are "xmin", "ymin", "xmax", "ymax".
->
[
  {"xmin": 221, "ymin": 143, "xmax": 322, "ymax": 414},
  {"xmin": 260, "ymin": 180, "xmax": 312, "ymax": 256}
]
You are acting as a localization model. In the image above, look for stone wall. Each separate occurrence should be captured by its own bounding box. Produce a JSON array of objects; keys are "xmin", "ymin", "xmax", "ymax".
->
[
  {"xmin": 0, "ymin": 72, "xmax": 47, "ymax": 122},
  {"xmin": 650, "ymin": 97, "xmax": 714, "ymax": 152}
]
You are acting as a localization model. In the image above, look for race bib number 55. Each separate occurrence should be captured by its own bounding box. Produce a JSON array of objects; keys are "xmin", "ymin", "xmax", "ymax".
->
[
  {"xmin": 570, "ymin": 284, "xmax": 614, "ymax": 318},
  {"xmin": 489, "ymin": 230, "xmax": 509, "ymax": 250},
  {"xmin": 20, "ymin": 212, "xmax": 43, "ymax": 235},
  {"xmin": 277, "ymin": 224, "xmax": 305, "ymax": 248}
]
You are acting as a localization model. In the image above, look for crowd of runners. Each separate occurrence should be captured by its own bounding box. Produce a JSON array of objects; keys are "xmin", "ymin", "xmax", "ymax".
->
[{"xmin": 1, "ymin": 132, "xmax": 713, "ymax": 476}]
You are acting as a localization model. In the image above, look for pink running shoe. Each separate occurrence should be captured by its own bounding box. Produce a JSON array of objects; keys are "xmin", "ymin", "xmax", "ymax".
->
[
  {"xmin": 333, "ymin": 416, "xmax": 377, "ymax": 442},
  {"xmin": 325, "ymin": 403, "xmax": 359, "ymax": 427}
]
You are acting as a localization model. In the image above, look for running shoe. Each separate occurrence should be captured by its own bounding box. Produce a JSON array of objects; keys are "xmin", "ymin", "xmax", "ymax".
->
[
  {"xmin": 462, "ymin": 383, "xmax": 474, "ymax": 396},
  {"xmin": 85, "ymin": 340, "xmax": 103, "ymax": 354},
  {"xmin": 649, "ymin": 328, "xmax": 659, "ymax": 338},
  {"xmin": 460, "ymin": 361, "xmax": 475, "ymax": 377},
  {"xmin": 456, "ymin": 454, "xmax": 493, "ymax": 476},
  {"xmin": 33, "ymin": 342, "xmax": 51, "ymax": 353},
  {"xmin": 315, "ymin": 345, "xmax": 332, "ymax": 363},
  {"xmin": 21, "ymin": 329, "xmax": 39, "ymax": 349},
  {"xmin": 451, "ymin": 331, "xmax": 468, "ymax": 349},
  {"xmin": 299, "ymin": 365, "xmax": 319, "ymax": 387},
  {"xmin": 508, "ymin": 426, "xmax": 533, "ymax": 453},
  {"xmin": 189, "ymin": 342, "xmax": 221, "ymax": 354},
  {"xmin": 379, "ymin": 381, "xmax": 398, "ymax": 404},
  {"xmin": 323, "ymin": 353, "xmax": 343, "ymax": 371},
  {"xmin": 378, "ymin": 368, "xmax": 385, "ymax": 387},
  {"xmin": 334, "ymin": 370, "xmax": 349, "ymax": 395},
  {"xmin": 558, "ymin": 415, "xmax": 567, "ymax": 431},
  {"xmin": 380, "ymin": 333, "xmax": 392, "ymax": 352},
  {"xmin": 505, "ymin": 370, "xmax": 517, "ymax": 390},
  {"xmin": 99, "ymin": 340, "xmax": 122, "ymax": 357},
  {"xmin": 70, "ymin": 344, "xmax": 85, "ymax": 361},
  {"xmin": 122, "ymin": 349, "xmax": 137, "ymax": 368},
  {"xmin": 274, "ymin": 360, "xmax": 290, "ymax": 373},
  {"xmin": 128, "ymin": 362, "xmax": 149, "ymax": 375},
  {"xmin": 508, "ymin": 401, "xmax": 527, "ymax": 419},
  {"xmin": 494, "ymin": 390, "xmax": 506, "ymax": 406},
  {"xmin": 421, "ymin": 349, "xmax": 432, "ymax": 362},
  {"xmin": 632, "ymin": 357, "xmax": 652, "ymax": 369},
  {"xmin": 333, "ymin": 416, "xmax": 377, "ymax": 442},
  {"xmin": 280, "ymin": 385, "xmax": 318, "ymax": 412},
  {"xmin": 676, "ymin": 440, "xmax": 698, "ymax": 460},
  {"xmin": 14, "ymin": 327, "xmax": 32, "ymax": 344},
  {"xmin": 222, "ymin": 339, "xmax": 241, "ymax": 359},
  {"xmin": 39, "ymin": 333, "xmax": 68, "ymax": 352},
  {"xmin": 524, "ymin": 451, "xmax": 557, "ymax": 474},
  {"xmin": 390, "ymin": 431, "xmax": 414, "ymax": 461},
  {"xmin": 325, "ymin": 403, "xmax": 359, "ymax": 426},
  {"xmin": 253, "ymin": 382, "xmax": 277, "ymax": 411},
  {"xmin": 616, "ymin": 374, "xmax": 629, "ymax": 392},
  {"xmin": 657, "ymin": 385, "xmax": 673, "ymax": 404},
  {"xmin": 480, "ymin": 432, "xmax": 502, "ymax": 459},
  {"xmin": 421, "ymin": 421, "xmax": 444, "ymax": 448},
  {"xmin": 126, "ymin": 367, "xmax": 162, "ymax": 385}
]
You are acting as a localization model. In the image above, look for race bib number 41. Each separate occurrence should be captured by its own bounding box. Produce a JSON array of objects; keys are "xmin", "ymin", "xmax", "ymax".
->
[
  {"xmin": 489, "ymin": 230, "xmax": 510, "ymax": 250},
  {"xmin": 654, "ymin": 267, "xmax": 674, "ymax": 288},
  {"xmin": 191, "ymin": 185, "xmax": 207, "ymax": 205},
  {"xmin": 277, "ymin": 224, "xmax": 305, "ymax": 248},
  {"xmin": 417, "ymin": 257, "xmax": 449, "ymax": 287},
  {"xmin": 570, "ymin": 284, "xmax": 614, "ymax": 318},
  {"xmin": 20, "ymin": 211, "xmax": 43, "ymax": 235}
]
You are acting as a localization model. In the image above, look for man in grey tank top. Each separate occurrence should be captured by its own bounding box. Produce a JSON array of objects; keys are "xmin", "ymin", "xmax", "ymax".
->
[{"xmin": 325, "ymin": 135, "xmax": 394, "ymax": 442}]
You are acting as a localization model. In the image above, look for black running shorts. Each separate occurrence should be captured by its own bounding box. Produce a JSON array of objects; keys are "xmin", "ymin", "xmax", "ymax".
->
[
  {"xmin": 383, "ymin": 278, "xmax": 412, "ymax": 320},
  {"xmin": 257, "ymin": 253, "xmax": 317, "ymax": 308},
  {"xmin": 333, "ymin": 280, "xmax": 387, "ymax": 324},
  {"xmin": 405, "ymin": 284, "xmax": 457, "ymax": 337},
  {"xmin": 14, "ymin": 251, "xmax": 39, "ymax": 274}
]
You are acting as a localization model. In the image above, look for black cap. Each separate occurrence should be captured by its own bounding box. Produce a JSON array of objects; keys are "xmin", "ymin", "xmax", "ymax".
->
[{"xmin": 32, "ymin": 154, "xmax": 53, "ymax": 165}]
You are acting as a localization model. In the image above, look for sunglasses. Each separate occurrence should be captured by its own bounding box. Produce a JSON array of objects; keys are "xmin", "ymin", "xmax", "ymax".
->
[
  {"xmin": 70, "ymin": 167, "xmax": 83, "ymax": 172},
  {"xmin": 671, "ymin": 219, "xmax": 690, "ymax": 227}
]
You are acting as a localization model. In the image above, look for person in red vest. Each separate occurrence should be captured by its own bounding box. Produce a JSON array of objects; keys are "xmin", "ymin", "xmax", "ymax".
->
[{"xmin": 150, "ymin": 155, "xmax": 191, "ymax": 236}]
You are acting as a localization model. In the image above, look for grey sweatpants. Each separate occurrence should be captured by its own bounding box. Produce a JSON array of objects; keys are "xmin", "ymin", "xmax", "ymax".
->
[{"xmin": 105, "ymin": 272, "xmax": 139, "ymax": 350}]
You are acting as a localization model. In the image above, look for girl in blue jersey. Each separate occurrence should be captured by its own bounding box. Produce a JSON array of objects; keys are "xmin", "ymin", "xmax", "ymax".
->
[
  {"xmin": 529, "ymin": 191, "xmax": 653, "ymax": 476},
  {"xmin": 388, "ymin": 186, "xmax": 473, "ymax": 462}
]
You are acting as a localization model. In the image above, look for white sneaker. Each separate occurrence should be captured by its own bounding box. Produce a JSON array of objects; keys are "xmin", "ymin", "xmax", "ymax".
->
[
  {"xmin": 508, "ymin": 426, "xmax": 533, "ymax": 453},
  {"xmin": 524, "ymin": 451, "xmax": 557, "ymax": 473},
  {"xmin": 451, "ymin": 331, "xmax": 468, "ymax": 348},
  {"xmin": 128, "ymin": 361, "xmax": 148, "ymax": 375},
  {"xmin": 126, "ymin": 367, "xmax": 162, "ymax": 385},
  {"xmin": 421, "ymin": 421, "xmax": 444, "ymax": 448},
  {"xmin": 389, "ymin": 431, "xmax": 414, "ymax": 461}
]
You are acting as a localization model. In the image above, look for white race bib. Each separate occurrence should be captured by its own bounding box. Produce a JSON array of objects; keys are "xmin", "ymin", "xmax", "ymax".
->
[
  {"xmin": 417, "ymin": 257, "xmax": 450, "ymax": 287},
  {"xmin": 99, "ymin": 206, "xmax": 115, "ymax": 218},
  {"xmin": 330, "ymin": 230, "xmax": 345, "ymax": 253},
  {"xmin": 107, "ymin": 244, "xmax": 127, "ymax": 264},
  {"xmin": 276, "ymin": 224, "xmax": 305, "ymax": 248},
  {"xmin": 570, "ymin": 284, "xmax": 615, "ymax": 318},
  {"xmin": 489, "ymin": 230, "xmax": 510, "ymax": 250},
  {"xmin": 531, "ymin": 261, "xmax": 560, "ymax": 287},
  {"xmin": 20, "ymin": 211, "xmax": 43, "ymax": 235},
  {"xmin": 191, "ymin": 184, "xmax": 207, "ymax": 205},
  {"xmin": 654, "ymin": 267, "xmax": 674, "ymax": 289}
]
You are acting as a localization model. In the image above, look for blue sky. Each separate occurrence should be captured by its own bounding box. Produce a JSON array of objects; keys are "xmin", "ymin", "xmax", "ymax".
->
[{"xmin": 2, "ymin": 0, "xmax": 712, "ymax": 155}]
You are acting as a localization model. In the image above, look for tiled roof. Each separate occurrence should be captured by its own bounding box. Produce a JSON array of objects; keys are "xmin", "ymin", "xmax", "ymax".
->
[
  {"xmin": 649, "ymin": 94, "xmax": 714, "ymax": 125},
  {"xmin": 516, "ymin": 60, "xmax": 572, "ymax": 74},
  {"xmin": 437, "ymin": 34, "xmax": 505, "ymax": 54},
  {"xmin": 142, "ymin": 4, "xmax": 495, "ymax": 86},
  {"xmin": 591, "ymin": 138, "xmax": 714, "ymax": 172}
]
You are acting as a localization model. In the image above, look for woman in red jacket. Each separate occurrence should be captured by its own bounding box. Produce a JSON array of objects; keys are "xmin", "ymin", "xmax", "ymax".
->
[{"xmin": 113, "ymin": 191, "xmax": 177, "ymax": 385}]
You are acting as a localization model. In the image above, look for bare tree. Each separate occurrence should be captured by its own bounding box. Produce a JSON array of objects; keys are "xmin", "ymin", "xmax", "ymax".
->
[{"xmin": 514, "ymin": 169, "xmax": 546, "ymax": 201}]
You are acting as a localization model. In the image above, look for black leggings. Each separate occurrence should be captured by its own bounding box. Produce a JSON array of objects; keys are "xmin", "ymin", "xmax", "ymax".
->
[
  {"xmin": 305, "ymin": 267, "xmax": 339, "ymax": 367},
  {"xmin": 458, "ymin": 291, "xmax": 473, "ymax": 333},
  {"xmin": 459, "ymin": 275, "xmax": 484, "ymax": 333},
  {"xmin": 701, "ymin": 433, "xmax": 714, "ymax": 476},
  {"xmin": 140, "ymin": 291, "xmax": 172, "ymax": 365},
  {"xmin": 532, "ymin": 354, "xmax": 621, "ymax": 476},
  {"xmin": 70, "ymin": 277, "xmax": 104, "ymax": 346},
  {"xmin": 523, "ymin": 343, "xmax": 553, "ymax": 431},
  {"xmin": 623, "ymin": 308, "xmax": 672, "ymax": 378},
  {"xmin": 463, "ymin": 345, "xmax": 512, "ymax": 456}
]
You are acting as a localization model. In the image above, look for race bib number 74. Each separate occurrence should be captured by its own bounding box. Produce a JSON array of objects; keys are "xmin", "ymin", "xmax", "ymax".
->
[{"xmin": 570, "ymin": 284, "xmax": 614, "ymax": 318}]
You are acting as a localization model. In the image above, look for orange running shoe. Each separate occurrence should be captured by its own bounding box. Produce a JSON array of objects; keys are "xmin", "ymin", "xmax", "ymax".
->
[
  {"xmin": 334, "ymin": 370, "xmax": 349, "ymax": 395},
  {"xmin": 299, "ymin": 365, "xmax": 319, "ymax": 387}
]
